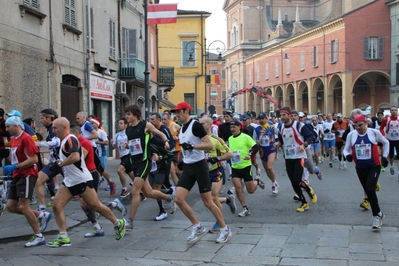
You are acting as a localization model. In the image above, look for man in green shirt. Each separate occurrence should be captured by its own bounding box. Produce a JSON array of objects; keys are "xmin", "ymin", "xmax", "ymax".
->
[{"xmin": 228, "ymin": 120, "xmax": 265, "ymax": 217}]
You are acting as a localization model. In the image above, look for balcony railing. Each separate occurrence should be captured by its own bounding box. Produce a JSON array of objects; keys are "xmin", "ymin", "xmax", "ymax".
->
[
  {"xmin": 158, "ymin": 67, "xmax": 175, "ymax": 86},
  {"xmin": 118, "ymin": 58, "xmax": 145, "ymax": 80}
]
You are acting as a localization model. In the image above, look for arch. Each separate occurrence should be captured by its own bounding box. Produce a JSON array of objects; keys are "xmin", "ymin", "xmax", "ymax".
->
[
  {"xmin": 264, "ymin": 87, "xmax": 273, "ymax": 111},
  {"xmin": 62, "ymin": 74, "xmax": 80, "ymax": 87},
  {"xmin": 275, "ymin": 86, "xmax": 283, "ymax": 109},
  {"xmin": 312, "ymin": 78, "xmax": 325, "ymax": 114},
  {"xmin": 298, "ymin": 81, "xmax": 309, "ymax": 113},
  {"xmin": 378, "ymin": 102, "xmax": 390, "ymax": 111},
  {"xmin": 328, "ymin": 74, "xmax": 343, "ymax": 114},
  {"xmin": 247, "ymin": 92, "xmax": 255, "ymax": 112},
  {"xmin": 151, "ymin": 95, "xmax": 157, "ymax": 113}
]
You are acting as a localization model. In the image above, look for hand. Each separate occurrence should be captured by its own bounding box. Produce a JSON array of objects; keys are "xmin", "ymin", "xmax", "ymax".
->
[
  {"xmin": 334, "ymin": 131, "xmax": 340, "ymax": 136},
  {"xmin": 208, "ymin": 157, "xmax": 219, "ymax": 164},
  {"xmin": 181, "ymin": 142, "xmax": 195, "ymax": 150},
  {"xmin": 381, "ymin": 157, "xmax": 389, "ymax": 168},
  {"xmin": 164, "ymin": 141, "xmax": 170, "ymax": 150},
  {"xmin": 346, "ymin": 154, "xmax": 353, "ymax": 162},
  {"xmin": 3, "ymin": 164, "xmax": 17, "ymax": 176},
  {"xmin": 324, "ymin": 129, "xmax": 330, "ymax": 133}
]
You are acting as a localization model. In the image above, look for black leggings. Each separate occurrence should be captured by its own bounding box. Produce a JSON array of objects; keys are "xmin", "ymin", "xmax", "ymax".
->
[
  {"xmin": 389, "ymin": 140, "xmax": 399, "ymax": 159},
  {"xmin": 285, "ymin": 159, "xmax": 311, "ymax": 204},
  {"xmin": 356, "ymin": 166, "xmax": 381, "ymax": 216}
]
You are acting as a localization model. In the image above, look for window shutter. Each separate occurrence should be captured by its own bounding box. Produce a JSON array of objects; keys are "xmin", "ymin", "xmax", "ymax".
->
[
  {"xmin": 315, "ymin": 46, "xmax": 319, "ymax": 67},
  {"xmin": 300, "ymin": 51, "xmax": 305, "ymax": 71},
  {"xmin": 256, "ymin": 66, "xmax": 260, "ymax": 82},
  {"xmin": 265, "ymin": 63, "xmax": 269, "ymax": 80},
  {"xmin": 70, "ymin": 0, "xmax": 76, "ymax": 27},
  {"xmin": 122, "ymin": 28, "xmax": 127, "ymax": 58},
  {"xmin": 109, "ymin": 20, "xmax": 115, "ymax": 58},
  {"xmin": 86, "ymin": 6, "xmax": 94, "ymax": 50},
  {"xmin": 64, "ymin": 0, "xmax": 70, "ymax": 25},
  {"xmin": 328, "ymin": 41, "xmax": 332, "ymax": 63},
  {"xmin": 334, "ymin": 39, "xmax": 338, "ymax": 62},
  {"xmin": 311, "ymin": 47, "xmax": 314, "ymax": 67},
  {"xmin": 24, "ymin": 0, "xmax": 39, "ymax": 9},
  {"xmin": 286, "ymin": 58, "xmax": 290, "ymax": 74},
  {"xmin": 364, "ymin": 37, "xmax": 369, "ymax": 59},
  {"xmin": 275, "ymin": 59, "xmax": 279, "ymax": 77},
  {"xmin": 128, "ymin": 29, "xmax": 137, "ymax": 58},
  {"xmin": 378, "ymin": 37, "xmax": 384, "ymax": 60}
]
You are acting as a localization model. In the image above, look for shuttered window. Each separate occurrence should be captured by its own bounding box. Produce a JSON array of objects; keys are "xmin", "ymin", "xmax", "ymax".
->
[
  {"xmin": 109, "ymin": 19, "xmax": 116, "ymax": 58},
  {"xmin": 65, "ymin": 0, "xmax": 76, "ymax": 27},
  {"xmin": 329, "ymin": 39, "xmax": 339, "ymax": 63},
  {"xmin": 300, "ymin": 51, "xmax": 305, "ymax": 71},
  {"xmin": 265, "ymin": 63, "xmax": 269, "ymax": 80},
  {"xmin": 275, "ymin": 59, "xmax": 279, "ymax": 77},
  {"xmin": 312, "ymin": 46, "xmax": 318, "ymax": 68},
  {"xmin": 23, "ymin": 0, "xmax": 39, "ymax": 9},
  {"xmin": 364, "ymin": 37, "xmax": 384, "ymax": 60},
  {"xmin": 86, "ymin": 5, "xmax": 94, "ymax": 51},
  {"xmin": 122, "ymin": 28, "xmax": 137, "ymax": 58}
]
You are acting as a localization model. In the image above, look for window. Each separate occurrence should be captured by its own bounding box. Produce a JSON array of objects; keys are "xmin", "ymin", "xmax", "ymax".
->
[
  {"xmin": 210, "ymin": 69, "xmax": 218, "ymax": 74},
  {"xmin": 182, "ymin": 41, "xmax": 195, "ymax": 67},
  {"xmin": 86, "ymin": 5, "xmax": 94, "ymax": 51},
  {"xmin": 150, "ymin": 33, "xmax": 155, "ymax": 66},
  {"xmin": 248, "ymin": 69, "xmax": 252, "ymax": 84},
  {"xmin": 329, "ymin": 39, "xmax": 338, "ymax": 63},
  {"xmin": 221, "ymin": 69, "xmax": 226, "ymax": 80},
  {"xmin": 184, "ymin": 93, "xmax": 195, "ymax": 113},
  {"xmin": 396, "ymin": 62, "xmax": 399, "ymax": 85},
  {"xmin": 300, "ymin": 51, "xmax": 305, "ymax": 71},
  {"xmin": 312, "ymin": 46, "xmax": 318, "ymax": 68},
  {"xmin": 265, "ymin": 63, "xmax": 269, "ymax": 80},
  {"xmin": 23, "ymin": 0, "xmax": 39, "ymax": 9},
  {"xmin": 286, "ymin": 58, "xmax": 290, "ymax": 75},
  {"xmin": 64, "ymin": 0, "xmax": 77, "ymax": 27},
  {"xmin": 275, "ymin": 59, "xmax": 279, "ymax": 77},
  {"xmin": 122, "ymin": 28, "xmax": 137, "ymax": 58},
  {"xmin": 364, "ymin": 37, "xmax": 384, "ymax": 60},
  {"xmin": 231, "ymin": 25, "xmax": 238, "ymax": 47},
  {"xmin": 109, "ymin": 19, "xmax": 116, "ymax": 58},
  {"xmin": 211, "ymin": 90, "xmax": 218, "ymax": 96},
  {"xmin": 256, "ymin": 66, "xmax": 260, "ymax": 82}
]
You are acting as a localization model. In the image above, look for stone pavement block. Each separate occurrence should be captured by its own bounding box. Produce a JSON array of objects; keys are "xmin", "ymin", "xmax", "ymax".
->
[
  {"xmin": 350, "ymin": 229, "xmax": 382, "ymax": 243},
  {"xmin": 318, "ymin": 237, "xmax": 349, "ymax": 247},
  {"xmin": 257, "ymin": 235, "xmax": 288, "ymax": 248},
  {"xmin": 348, "ymin": 260, "xmax": 397, "ymax": 266},
  {"xmin": 250, "ymin": 246, "xmax": 282, "ymax": 257},
  {"xmin": 308, "ymin": 224, "xmax": 352, "ymax": 231},
  {"xmin": 259, "ymin": 226, "xmax": 294, "ymax": 236},
  {"xmin": 227, "ymin": 233, "xmax": 262, "ymax": 244},
  {"xmin": 90, "ymin": 257, "xmax": 158, "ymax": 266},
  {"xmin": 350, "ymin": 243, "xmax": 383, "ymax": 254},
  {"xmin": 316, "ymin": 246, "xmax": 349, "ymax": 259},
  {"xmin": 145, "ymin": 250, "xmax": 215, "ymax": 262},
  {"xmin": 350, "ymin": 253, "xmax": 385, "ymax": 262},
  {"xmin": 5, "ymin": 256, "xmax": 60, "ymax": 266},
  {"xmin": 211, "ymin": 253, "xmax": 280, "ymax": 265},
  {"xmin": 383, "ymin": 250, "xmax": 399, "ymax": 263},
  {"xmin": 286, "ymin": 234, "xmax": 319, "ymax": 245},
  {"xmin": 280, "ymin": 244, "xmax": 317, "ymax": 258},
  {"xmin": 291, "ymin": 227, "xmax": 322, "ymax": 236},
  {"xmin": 236, "ymin": 226, "xmax": 269, "ymax": 235},
  {"xmin": 280, "ymin": 258, "xmax": 348, "ymax": 266},
  {"xmin": 0, "ymin": 258, "xmax": 13, "ymax": 266},
  {"xmin": 217, "ymin": 243, "xmax": 254, "ymax": 255},
  {"xmin": 157, "ymin": 240, "xmax": 194, "ymax": 252},
  {"xmin": 320, "ymin": 228, "xmax": 350, "ymax": 238}
]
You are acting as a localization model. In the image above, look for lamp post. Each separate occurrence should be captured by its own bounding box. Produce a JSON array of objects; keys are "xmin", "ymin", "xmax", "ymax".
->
[{"xmin": 185, "ymin": 39, "xmax": 226, "ymax": 114}]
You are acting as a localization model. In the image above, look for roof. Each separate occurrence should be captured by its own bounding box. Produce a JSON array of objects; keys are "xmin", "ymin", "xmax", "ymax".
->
[{"xmin": 177, "ymin": 10, "xmax": 211, "ymax": 15}]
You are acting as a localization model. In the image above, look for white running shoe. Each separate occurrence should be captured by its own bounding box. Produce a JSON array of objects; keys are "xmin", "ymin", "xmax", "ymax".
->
[
  {"xmin": 272, "ymin": 182, "xmax": 279, "ymax": 195},
  {"xmin": 216, "ymin": 227, "xmax": 232, "ymax": 244},
  {"xmin": 154, "ymin": 212, "xmax": 168, "ymax": 221},
  {"xmin": 187, "ymin": 224, "xmax": 206, "ymax": 242}
]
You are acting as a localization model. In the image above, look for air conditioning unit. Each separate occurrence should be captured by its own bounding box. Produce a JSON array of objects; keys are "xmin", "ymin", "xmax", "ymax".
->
[{"xmin": 116, "ymin": 81, "xmax": 126, "ymax": 94}]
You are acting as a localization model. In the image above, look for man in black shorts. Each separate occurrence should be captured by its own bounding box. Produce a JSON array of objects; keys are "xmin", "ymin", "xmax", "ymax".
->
[{"xmin": 171, "ymin": 102, "xmax": 232, "ymax": 244}]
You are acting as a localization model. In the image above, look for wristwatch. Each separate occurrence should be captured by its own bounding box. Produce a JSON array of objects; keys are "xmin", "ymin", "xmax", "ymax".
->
[{"xmin": 57, "ymin": 161, "xmax": 62, "ymax": 167}]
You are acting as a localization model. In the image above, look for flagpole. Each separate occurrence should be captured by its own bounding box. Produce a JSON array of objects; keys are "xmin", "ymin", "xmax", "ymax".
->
[{"xmin": 144, "ymin": 0, "xmax": 150, "ymax": 121}]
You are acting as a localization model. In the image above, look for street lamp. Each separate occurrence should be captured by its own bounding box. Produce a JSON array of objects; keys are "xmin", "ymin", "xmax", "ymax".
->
[{"xmin": 185, "ymin": 39, "xmax": 226, "ymax": 114}]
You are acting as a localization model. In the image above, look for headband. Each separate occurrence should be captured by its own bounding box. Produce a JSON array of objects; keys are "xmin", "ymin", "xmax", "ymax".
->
[{"xmin": 280, "ymin": 109, "xmax": 292, "ymax": 115}]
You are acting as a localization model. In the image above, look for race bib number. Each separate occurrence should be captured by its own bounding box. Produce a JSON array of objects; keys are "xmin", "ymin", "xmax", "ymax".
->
[
  {"xmin": 355, "ymin": 144, "xmax": 372, "ymax": 160},
  {"xmin": 150, "ymin": 159, "xmax": 157, "ymax": 172},
  {"xmin": 327, "ymin": 133, "xmax": 335, "ymax": 139},
  {"xmin": 259, "ymin": 135, "xmax": 270, "ymax": 147},
  {"xmin": 284, "ymin": 144, "xmax": 299, "ymax": 159},
  {"xmin": 10, "ymin": 147, "xmax": 18, "ymax": 165},
  {"xmin": 231, "ymin": 151, "xmax": 242, "ymax": 164},
  {"xmin": 338, "ymin": 130, "xmax": 345, "ymax": 138},
  {"xmin": 128, "ymin": 138, "xmax": 143, "ymax": 156},
  {"xmin": 390, "ymin": 129, "xmax": 399, "ymax": 139}
]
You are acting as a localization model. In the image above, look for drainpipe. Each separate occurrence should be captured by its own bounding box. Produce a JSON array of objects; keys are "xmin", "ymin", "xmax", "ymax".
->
[
  {"xmin": 85, "ymin": 0, "xmax": 92, "ymax": 113},
  {"xmin": 47, "ymin": 0, "xmax": 55, "ymax": 108}
]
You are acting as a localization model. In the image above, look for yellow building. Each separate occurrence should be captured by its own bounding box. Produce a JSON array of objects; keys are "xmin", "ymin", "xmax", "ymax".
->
[{"xmin": 158, "ymin": 10, "xmax": 210, "ymax": 115}]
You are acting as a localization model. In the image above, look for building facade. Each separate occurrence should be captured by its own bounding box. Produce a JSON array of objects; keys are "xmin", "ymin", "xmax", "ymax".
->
[
  {"xmin": 158, "ymin": 10, "xmax": 210, "ymax": 115},
  {"xmin": 0, "ymin": 0, "xmax": 161, "ymax": 157},
  {"xmin": 223, "ymin": 0, "xmax": 390, "ymax": 116}
]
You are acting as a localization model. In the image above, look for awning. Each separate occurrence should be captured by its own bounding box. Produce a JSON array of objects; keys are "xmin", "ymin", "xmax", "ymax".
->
[{"xmin": 158, "ymin": 99, "xmax": 176, "ymax": 109}]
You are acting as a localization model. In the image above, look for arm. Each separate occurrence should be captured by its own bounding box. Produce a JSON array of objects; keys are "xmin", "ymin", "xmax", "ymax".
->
[
  {"xmin": 57, "ymin": 152, "xmax": 80, "ymax": 167},
  {"xmin": 37, "ymin": 136, "xmax": 60, "ymax": 148},
  {"xmin": 375, "ymin": 130, "xmax": 389, "ymax": 158},
  {"xmin": 17, "ymin": 154, "xmax": 38, "ymax": 169},
  {"xmin": 82, "ymin": 147, "xmax": 88, "ymax": 159},
  {"xmin": 196, "ymin": 135, "xmax": 214, "ymax": 151},
  {"xmin": 84, "ymin": 123, "xmax": 99, "ymax": 140},
  {"xmin": 342, "ymin": 132, "xmax": 353, "ymax": 158},
  {"xmin": 146, "ymin": 122, "xmax": 169, "ymax": 149},
  {"xmin": 379, "ymin": 118, "xmax": 387, "ymax": 136}
]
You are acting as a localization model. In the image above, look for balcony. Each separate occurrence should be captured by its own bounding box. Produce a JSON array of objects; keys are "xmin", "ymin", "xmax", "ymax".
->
[
  {"xmin": 158, "ymin": 67, "xmax": 175, "ymax": 90},
  {"xmin": 118, "ymin": 58, "xmax": 145, "ymax": 80}
]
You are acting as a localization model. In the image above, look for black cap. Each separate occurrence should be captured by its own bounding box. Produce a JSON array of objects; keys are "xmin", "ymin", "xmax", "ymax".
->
[
  {"xmin": 258, "ymin": 112, "xmax": 267, "ymax": 119},
  {"xmin": 292, "ymin": 110, "xmax": 299, "ymax": 115},
  {"xmin": 230, "ymin": 120, "xmax": 241, "ymax": 127},
  {"xmin": 224, "ymin": 111, "xmax": 233, "ymax": 117},
  {"xmin": 242, "ymin": 115, "xmax": 250, "ymax": 120},
  {"xmin": 40, "ymin": 108, "xmax": 58, "ymax": 118}
]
